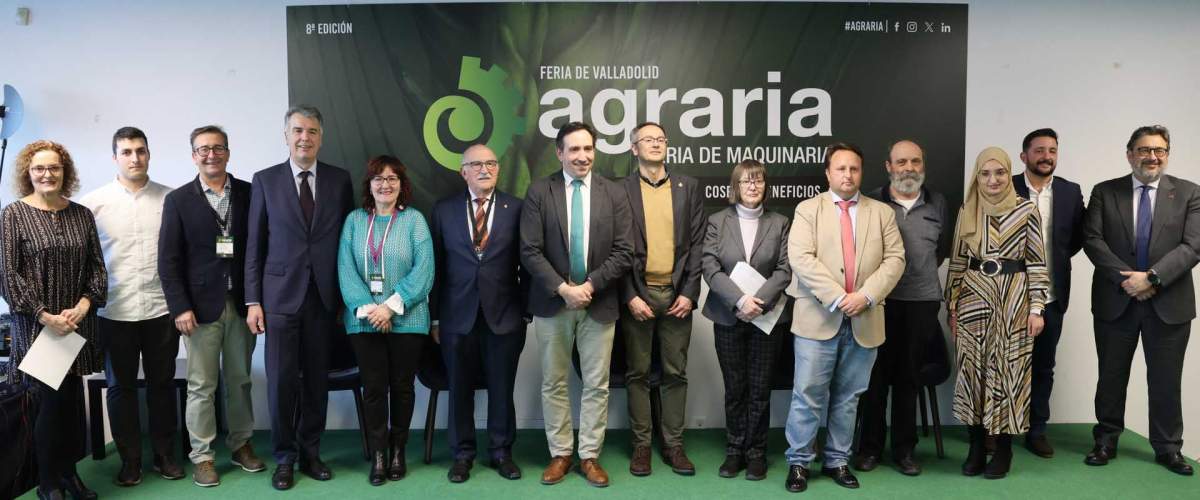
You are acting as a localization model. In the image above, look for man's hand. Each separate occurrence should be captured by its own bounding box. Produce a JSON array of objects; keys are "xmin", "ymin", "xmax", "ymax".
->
[
  {"xmin": 628, "ymin": 296, "xmax": 655, "ymax": 321},
  {"xmin": 368, "ymin": 305, "xmax": 394, "ymax": 331},
  {"xmin": 665, "ymin": 295, "xmax": 694, "ymax": 319},
  {"xmin": 839, "ymin": 292, "xmax": 870, "ymax": 317},
  {"xmin": 1119, "ymin": 271, "xmax": 1153, "ymax": 296},
  {"xmin": 431, "ymin": 325, "xmax": 440, "ymax": 344},
  {"xmin": 738, "ymin": 295, "xmax": 764, "ymax": 320},
  {"xmin": 39, "ymin": 312, "xmax": 77, "ymax": 334},
  {"xmin": 558, "ymin": 283, "xmax": 593, "ymax": 310},
  {"xmin": 1028, "ymin": 313, "xmax": 1045, "ymax": 337},
  {"xmin": 246, "ymin": 304, "xmax": 266, "ymax": 334},
  {"xmin": 1134, "ymin": 287, "xmax": 1157, "ymax": 302},
  {"xmin": 175, "ymin": 310, "xmax": 199, "ymax": 336}
]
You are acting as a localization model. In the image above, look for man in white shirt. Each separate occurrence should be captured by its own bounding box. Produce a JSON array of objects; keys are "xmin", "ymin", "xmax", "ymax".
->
[{"xmin": 79, "ymin": 127, "xmax": 183, "ymax": 486}]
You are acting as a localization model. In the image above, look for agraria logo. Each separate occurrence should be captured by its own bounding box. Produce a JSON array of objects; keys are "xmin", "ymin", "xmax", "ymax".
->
[{"xmin": 423, "ymin": 56, "xmax": 526, "ymax": 172}]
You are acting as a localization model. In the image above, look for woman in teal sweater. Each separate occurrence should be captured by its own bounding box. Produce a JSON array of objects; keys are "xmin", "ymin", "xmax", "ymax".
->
[{"xmin": 337, "ymin": 155, "xmax": 434, "ymax": 485}]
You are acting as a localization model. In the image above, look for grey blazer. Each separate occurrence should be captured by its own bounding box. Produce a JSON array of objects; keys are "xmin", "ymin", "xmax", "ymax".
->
[
  {"xmin": 701, "ymin": 206, "xmax": 792, "ymax": 327},
  {"xmin": 1084, "ymin": 174, "xmax": 1200, "ymax": 324}
]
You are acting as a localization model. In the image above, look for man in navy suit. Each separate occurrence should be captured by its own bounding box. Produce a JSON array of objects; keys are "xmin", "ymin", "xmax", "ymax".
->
[
  {"xmin": 430, "ymin": 144, "xmax": 527, "ymax": 484},
  {"xmin": 159, "ymin": 125, "xmax": 265, "ymax": 487},
  {"xmin": 1012, "ymin": 128, "xmax": 1085, "ymax": 458},
  {"xmin": 244, "ymin": 105, "xmax": 354, "ymax": 490}
]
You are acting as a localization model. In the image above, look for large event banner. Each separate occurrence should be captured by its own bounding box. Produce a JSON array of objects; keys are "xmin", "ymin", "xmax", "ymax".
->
[{"xmin": 287, "ymin": 2, "xmax": 967, "ymax": 217}]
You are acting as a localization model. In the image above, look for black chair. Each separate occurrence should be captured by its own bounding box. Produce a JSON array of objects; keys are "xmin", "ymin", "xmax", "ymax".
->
[
  {"xmin": 416, "ymin": 336, "xmax": 487, "ymax": 464},
  {"xmin": 916, "ymin": 324, "xmax": 951, "ymax": 458},
  {"xmin": 570, "ymin": 318, "xmax": 663, "ymax": 447},
  {"xmin": 86, "ymin": 376, "xmax": 188, "ymax": 460}
]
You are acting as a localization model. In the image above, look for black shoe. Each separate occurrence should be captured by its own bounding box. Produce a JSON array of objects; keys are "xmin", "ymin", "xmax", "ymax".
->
[
  {"xmin": 300, "ymin": 458, "xmax": 333, "ymax": 481},
  {"xmin": 718, "ymin": 455, "xmax": 745, "ymax": 478},
  {"xmin": 448, "ymin": 459, "xmax": 473, "ymax": 483},
  {"xmin": 153, "ymin": 454, "xmax": 185, "ymax": 480},
  {"xmin": 491, "ymin": 457, "xmax": 522, "ymax": 480},
  {"xmin": 115, "ymin": 458, "xmax": 142, "ymax": 486},
  {"xmin": 962, "ymin": 425, "xmax": 987, "ymax": 476},
  {"xmin": 389, "ymin": 441, "xmax": 407, "ymax": 480},
  {"xmin": 893, "ymin": 453, "xmax": 922, "ymax": 476},
  {"xmin": 852, "ymin": 454, "xmax": 879, "ymax": 472},
  {"xmin": 821, "ymin": 465, "xmax": 861, "ymax": 489},
  {"xmin": 784, "ymin": 465, "xmax": 808, "ymax": 493},
  {"xmin": 1155, "ymin": 452, "xmax": 1195, "ymax": 476},
  {"xmin": 1025, "ymin": 433, "xmax": 1054, "ymax": 458},
  {"xmin": 36, "ymin": 486, "xmax": 66, "ymax": 500},
  {"xmin": 746, "ymin": 458, "xmax": 767, "ymax": 481},
  {"xmin": 1084, "ymin": 445, "xmax": 1117, "ymax": 466},
  {"xmin": 369, "ymin": 451, "xmax": 387, "ymax": 486},
  {"xmin": 60, "ymin": 472, "xmax": 98, "ymax": 500},
  {"xmin": 272, "ymin": 464, "xmax": 295, "ymax": 491},
  {"xmin": 984, "ymin": 434, "xmax": 1013, "ymax": 479}
]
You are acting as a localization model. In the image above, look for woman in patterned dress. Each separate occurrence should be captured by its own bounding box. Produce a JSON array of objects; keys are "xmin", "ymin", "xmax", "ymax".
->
[
  {"xmin": 945, "ymin": 147, "xmax": 1049, "ymax": 479},
  {"xmin": 1, "ymin": 140, "xmax": 107, "ymax": 500},
  {"xmin": 336, "ymin": 155, "xmax": 434, "ymax": 486}
]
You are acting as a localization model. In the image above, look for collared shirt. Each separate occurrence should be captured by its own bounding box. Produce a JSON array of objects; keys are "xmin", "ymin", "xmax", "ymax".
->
[
  {"xmin": 290, "ymin": 159, "xmax": 317, "ymax": 199},
  {"xmin": 867, "ymin": 186, "xmax": 947, "ymax": 302},
  {"xmin": 78, "ymin": 178, "xmax": 172, "ymax": 321},
  {"xmin": 465, "ymin": 188, "xmax": 497, "ymax": 237},
  {"xmin": 1131, "ymin": 175, "xmax": 1160, "ymax": 234},
  {"xmin": 827, "ymin": 190, "xmax": 866, "ymax": 312},
  {"xmin": 1026, "ymin": 175, "xmax": 1056, "ymax": 303},
  {"xmin": 201, "ymin": 175, "xmax": 234, "ymax": 291},
  {"xmin": 563, "ymin": 170, "xmax": 592, "ymax": 265}
]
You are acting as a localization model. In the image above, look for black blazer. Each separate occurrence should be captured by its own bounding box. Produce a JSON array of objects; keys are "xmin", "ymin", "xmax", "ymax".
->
[
  {"xmin": 1084, "ymin": 174, "xmax": 1200, "ymax": 324},
  {"xmin": 1013, "ymin": 174, "xmax": 1086, "ymax": 308},
  {"xmin": 619, "ymin": 172, "xmax": 706, "ymax": 305},
  {"xmin": 158, "ymin": 175, "xmax": 251, "ymax": 324},
  {"xmin": 429, "ymin": 189, "xmax": 528, "ymax": 335},
  {"xmin": 520, "ymin": 172, "xmax": 634, "ymax": 324}
]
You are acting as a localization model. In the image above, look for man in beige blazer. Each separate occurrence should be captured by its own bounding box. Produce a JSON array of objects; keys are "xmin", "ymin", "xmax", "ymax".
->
[{"xmin": 782, "ymin": 142, "xmax": 905, "ymax": 493}]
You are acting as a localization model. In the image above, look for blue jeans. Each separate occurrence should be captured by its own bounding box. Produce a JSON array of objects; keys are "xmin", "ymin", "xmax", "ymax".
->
[{"xmin": 785, "ymin": 319, "xmax": 878, "ymax": 468}]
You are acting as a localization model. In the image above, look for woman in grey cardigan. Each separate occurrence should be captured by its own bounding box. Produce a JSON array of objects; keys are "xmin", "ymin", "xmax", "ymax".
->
[{"xmin": 701, "ymin": 159, "xmax": 792, "ymax": 481}]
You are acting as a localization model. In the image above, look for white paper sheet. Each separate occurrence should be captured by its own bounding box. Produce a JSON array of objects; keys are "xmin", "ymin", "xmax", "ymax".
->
[
  {"xmin": 18, "ymin": 326, "xmax": 86, "ymax": 389},
  {"xmin": 730, "ymin": 262, "xmax": 785, "ymax": 334}
]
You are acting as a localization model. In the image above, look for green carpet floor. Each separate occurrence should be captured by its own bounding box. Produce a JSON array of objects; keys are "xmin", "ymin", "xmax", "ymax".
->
[{"xmin": 22, "ymin": 424, "xmax": 1197, "ymax": 499}]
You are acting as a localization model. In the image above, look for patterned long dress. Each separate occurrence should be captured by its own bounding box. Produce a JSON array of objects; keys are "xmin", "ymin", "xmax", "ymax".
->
[
  {"xmin": 1, "ymin": 200, "xmax": 107, "ymax": 384},
  {"xmin": 945, "ymin": 200, "xmax": 1049, "ymax": 434}
]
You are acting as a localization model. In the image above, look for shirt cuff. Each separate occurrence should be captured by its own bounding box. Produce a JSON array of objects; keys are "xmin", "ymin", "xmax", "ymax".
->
[
  {"xmin": 736, "ymin": 294, "xmax": 751, "ymax": 310},
  {"xmin": 829, "ymin": 293, "xmax": 846, "ymax": 313},
  {"xmin": 431, "ymin": 320, "xmax": 439, "ymax": 327},
  {"xmin": 385, "ymin": 293, "xmax": 405, "ymax": 315},
  {"xmin": 864, "ymin": 293, "xmax": 875, "ymax": 307},
  {"xmin": 355, "ymin": 304, "xmax": 377, "ymax": 319},
  {"xmin": 1031, "ymin": 307, "xmax": 1043, "ymax": 316}
]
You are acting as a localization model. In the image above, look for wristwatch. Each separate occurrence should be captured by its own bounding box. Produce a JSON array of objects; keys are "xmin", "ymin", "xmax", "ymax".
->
[{"xmin": 1147, "ymin": 269, "xmax": 1162, "ymax": 288}]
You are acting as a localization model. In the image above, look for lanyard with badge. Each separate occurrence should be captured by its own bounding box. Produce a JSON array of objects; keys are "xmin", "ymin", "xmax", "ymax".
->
[
  {"xmin": 466, "ymin": 194, "xmax": 494, "ymax": 260},
  {"xmin": 363, "ymin": 212, "xmax": 396, "ymax": 295},
  {"xmin": 210, "ymin": 192, "xmax": 235, "ymax": 258}
]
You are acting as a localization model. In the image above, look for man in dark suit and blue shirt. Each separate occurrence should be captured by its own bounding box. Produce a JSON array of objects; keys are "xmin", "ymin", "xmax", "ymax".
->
[
  {"xmin": 1083, "ymin": 125, "xmax": 1198, "ymax": 476},
  {"xmin": 1011, "ymin": 128, "xmax": 1085, "ymax": 458},
  {"xmin": 159, "ymin": 125, "xmax": 266, "ymax": 487},
  {"xmin": 520, "ymin": 122, "xmax": 634, "ymax": 488},
  {"xmin": 430, "ymin": 144, "xmax": 527, "ymax": 483},
  {"xmin": 244, "ymin": 105, "xmax": 354, "ymax": 490}
]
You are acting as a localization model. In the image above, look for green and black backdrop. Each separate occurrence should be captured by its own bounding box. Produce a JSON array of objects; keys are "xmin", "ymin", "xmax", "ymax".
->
[{"xmin": 287, "ymin": 2, "xmax": 967, "ymax": 216}]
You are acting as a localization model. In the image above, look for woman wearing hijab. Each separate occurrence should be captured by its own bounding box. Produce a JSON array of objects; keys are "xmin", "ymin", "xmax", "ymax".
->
[{"xmin": 945, "ymin": 147, "xmax": 1049, "ymax": 479}]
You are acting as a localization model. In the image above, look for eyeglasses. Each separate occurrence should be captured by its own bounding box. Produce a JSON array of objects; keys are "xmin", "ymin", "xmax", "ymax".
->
[
  {"xmin": 739, "ymin": 179, "xmax": 765, "ymax": 187},
  {"xmin": 30, "ymin": 165, "xmax": 64, "ymax": 176},
  {"xmin": 461, "ymin": 160, "xmax": 499, "ymax": 172},
  {"xmin": 371, "ymin": 175, "xmax": 401, "ymax": 185},
  {"xmin": 1134, "ymin": 147, "xmax": 1169, "ymax": 158},
  {"xmin": 193, "ymin": 145, "xmax": 229, "ymax": 156},
  {"xmin": 637, "ymin": 137, "xmax": 668, "ymax": 145}
]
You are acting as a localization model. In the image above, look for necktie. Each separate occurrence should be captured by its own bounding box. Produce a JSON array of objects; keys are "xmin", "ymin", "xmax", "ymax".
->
[
  {"xmin": 837, "ymin": 200, "xmax": 857, "ymax": 292},
  {"xmin": 473, "ymin": 197, "xmax": 489, "ymax": 255},
  {"xmin": 570, "ymin": 179, "xmax": 587, "ymax": 284},
  {"xmin": 299, "ymin": 170, "xmax": 315, "ymax": 227},
  {"xmin": 1135, "ymin": 185, "xmax": 1153, "ymax": 271}
]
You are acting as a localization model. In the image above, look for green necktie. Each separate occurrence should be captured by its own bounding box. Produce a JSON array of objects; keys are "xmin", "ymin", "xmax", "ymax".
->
[{"xmin": 570, "ymin": 179, "xmax": 587, "ymax": 284}]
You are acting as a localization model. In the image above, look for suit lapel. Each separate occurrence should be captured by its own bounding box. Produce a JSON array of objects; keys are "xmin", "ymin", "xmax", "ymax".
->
[
  {"xmin": 1013, "ymin": 174, "xmax": 1031, "ymax": 200},
  {"xmin": 482, "ymin": 193, "xmax": 513, "ymax": 261},
  {"xmin": 723, "ymin": 208, "xmax": 748, "ymax": 261},
  {"xmin": 854, "ymin": 200, "xmax": 871, "ymax": 283},
  {"xmin": 750, "ymin": 211, "xmax": 770, "ymax": 259},
  {"xmin": 456, "ymin": 191, "xmax": 475, "ymax": 255},
  {"xmin": 588, "ymin": 178, "xmax": 603, "ymax": 265},
  {"xmin": 1149, "ymin": 175, "xmax": 1174, "ymax": 251},
  {"xmin": 551, "ymin": 175, "xmax": 570, "ymax": 251},
  {"xmin": 1116, "ymin": 175, "xmax": 1135, "ymax": 244},
  {"xmin": 671, "ymin": 178, "xmax": 687, "ymax": 250},
  {"xmin": 278, "ymin": 162, "xmax": 307, "ymax": 231},
  {"xmin": 625, "ymin": 175, "xmax": 647, "ymax": 243},
  {"xmin": 311, "ymin": 163, "xmax": 333, "ymax": 230}
]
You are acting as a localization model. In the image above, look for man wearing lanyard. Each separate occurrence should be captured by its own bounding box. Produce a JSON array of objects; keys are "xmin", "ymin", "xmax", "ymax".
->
[
  {"xmin": 159, "ymin": 125, "xmax": 265, "ymax": 487},
  {"xmin": 80, "ymin": 126, "xmax": 184, "ymax": 486},
  {"xmin": 430, "ymin": 144, "xmax": 528, "ymax": 483}
]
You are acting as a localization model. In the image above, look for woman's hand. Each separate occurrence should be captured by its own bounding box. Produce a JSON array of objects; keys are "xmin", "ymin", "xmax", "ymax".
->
[
  {"xmin": 368, "ymin": 305, "xmax": 394, "ymax": 332},
  {"xmin": 738, "ymin": 295, "xmax": 764, "ymax": 320},
  {"xmin": 1028, "ymin": 313, "xmax": 1045, "ymax": 338},
  {"xmin": 39, "ymin": 312, "xmax": 77, "ymax": 334},
  {"xmin": 61, "ymin": 297, "xmax": 91, "ymax": 325}
]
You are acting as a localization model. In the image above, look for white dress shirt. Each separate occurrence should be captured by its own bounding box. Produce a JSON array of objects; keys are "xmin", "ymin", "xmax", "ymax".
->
[
  {"xmin": 563, "ymin": 170, "xmax": 592, "ymax": 272},
  {"xmin": 1025, "ymin": 175, "xmax": 1056, "ymax": 303},
  {"xmin": 78, "ymin": 179, "xmax": 171, "ymax": 321},
  {"xmin": 465, "ymin": 188, "xmax": 497, "ymax": 236},
  {"xmin": 290, "ymin": 159, "xmax": 317, "ymax": 198},
  {"xmin": 827, "ymin": 190, "xmax": 871, "ymax": 312}
]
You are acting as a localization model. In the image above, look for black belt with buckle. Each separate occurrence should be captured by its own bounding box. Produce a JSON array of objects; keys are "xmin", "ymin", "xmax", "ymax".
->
[{"xmin": 967, "ymin": 257, "xmax": 1027, "ymax": 277}]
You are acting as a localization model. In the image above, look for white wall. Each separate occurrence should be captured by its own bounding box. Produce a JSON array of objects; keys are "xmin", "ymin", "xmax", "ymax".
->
[{"xmin": 2, "ymin": 0, "xmax": 1197, "ymax": 458}]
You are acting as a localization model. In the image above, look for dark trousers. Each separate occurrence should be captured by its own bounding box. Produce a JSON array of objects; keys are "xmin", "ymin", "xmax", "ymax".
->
[
  {"xmin": 265, "ymin": 284, "xmax": 333, "ymax": 464},
  {"xmin": 623, "ymin": 284, "xmax": 693, "ymax": 448},
  {"xmin": 33, "ymin": 375, "xmax": 83, "ymax": 490},
  {"xmin": 349, "ymin": 333, "xmax": 424, "ymax": 454},
  {"xmin": 1093, "ymin": 300, "xmax": 1190, "ymax": 455},
  {"xmin": 1029, "ymin": 301, "xmax": 1066, "ymax": 436},
  {"xmin": 713, "ymin": 321, "xmax": 783, "ymax": 459},
  {"xmin": 99, "ymin": 315, "xmax": 179, "ymax": 461},
  {"xmin": 440, "ymin": 314, "xmax": 526, "ymax": 461},
  {"xmin": 858, "ymin": 300, "xmax": 939, "ymax": 457}
]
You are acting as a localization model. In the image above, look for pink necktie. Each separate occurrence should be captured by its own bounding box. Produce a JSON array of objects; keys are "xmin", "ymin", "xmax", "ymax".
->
[{"xmin": 837, "ymin": 200, "xmax": 857, "ymax": 292}]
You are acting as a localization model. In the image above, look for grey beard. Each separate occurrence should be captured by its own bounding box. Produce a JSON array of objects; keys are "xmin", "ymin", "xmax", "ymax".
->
[
  {"xmin": 891, "ymin": 176, "xmax": 923, "ymax": 195},
  {"xmin": 1134, "ymin": 164, "xmax": 1162, "ymax": 183}
]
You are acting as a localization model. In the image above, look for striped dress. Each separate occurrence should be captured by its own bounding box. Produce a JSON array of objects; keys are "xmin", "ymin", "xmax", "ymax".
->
[
  {"xmin": 1, "ymin": 201, "xmax": 107, "ymax": 384},
  {"xmin": 945, "ymin": 200, "xmax": 1049, "ymax": 434},
  {"xmin": 336, "ymin": 207, "xmax": 434, "ymax": 335}
]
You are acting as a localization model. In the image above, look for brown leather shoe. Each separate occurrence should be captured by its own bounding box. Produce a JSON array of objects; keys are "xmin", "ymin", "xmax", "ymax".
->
[
  {"xmin": 541, "ymin": 456, "xmax": 572, "ymax": 485},
  {"xmin": 579, "ymin": 458, "xmax": 610, "ymax": 487},
  {"xmin": 630, "ymin": 445, "xmax": 652, "ymax": 476},
  {"xmin": 663, "ymin": 446, "xmax": 696, "ymax": 476},
  {"xmin": 231, "ymin": 443, "xmax": 267, "ymax": 472}
]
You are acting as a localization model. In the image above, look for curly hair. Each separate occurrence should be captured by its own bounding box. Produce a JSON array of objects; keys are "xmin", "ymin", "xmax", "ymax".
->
[
  {"xmin": 13, "ymin": 140, "xmax": 80, "ymax": 198},
  {"xmin": 361, "ymin": 155, "xmax": 413, "ymax": 212}
]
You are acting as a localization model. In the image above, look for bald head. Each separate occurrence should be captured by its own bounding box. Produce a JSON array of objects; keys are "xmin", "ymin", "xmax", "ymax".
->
[{"xmin": 461, "ymin": 144, "xmax": 500, "ymax": 196}]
